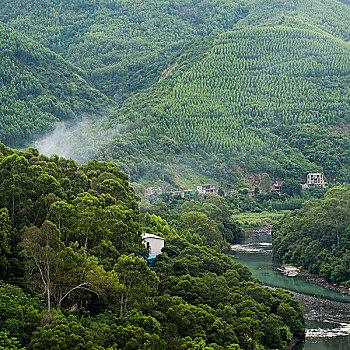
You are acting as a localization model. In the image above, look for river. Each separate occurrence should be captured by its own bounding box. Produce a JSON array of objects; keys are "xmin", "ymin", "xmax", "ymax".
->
[{"xmin": 231, "ymin": 230, "xmax": 350, "ymax": 350}]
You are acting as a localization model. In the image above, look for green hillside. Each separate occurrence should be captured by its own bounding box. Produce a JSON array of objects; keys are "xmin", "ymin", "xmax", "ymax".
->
[
  {"xmin": 0, "ymin": 0, "xmax": 349, "ymax": 186},
  {"xmin": 95, "ymin": 25, "xmax": 350, "ymax": 186},
  {"xmin": 0, "ymin": 142, "xmax": 305, "ymax": 349},
  {"xmin": 0, "ymin": 0, "xmax": 349, "ymax": 98},
  {"xmin": 0, "ymin": 0, "xmax": 245, "ymax": 97},
  {"xmin": 0, "ymin": 24, "xmax": 109, "ymax": 147},
  {"xmin": 273, "ymin": 187, "xmax": 350, "ymax": 286}
]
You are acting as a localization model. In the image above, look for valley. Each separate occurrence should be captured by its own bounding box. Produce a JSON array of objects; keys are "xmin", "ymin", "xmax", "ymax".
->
[{"xmin": 0, "ymin": 0, "xmax": 349, "ymax": 349}]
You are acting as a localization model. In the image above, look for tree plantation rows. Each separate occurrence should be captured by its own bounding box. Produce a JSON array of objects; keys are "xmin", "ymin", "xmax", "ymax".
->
[
  {"xmin": 0, "ymin": 1, "xmax": 349, "ymax": 187},
  {"xmin": 1, "ymin": 0, "xmax": 350, "ymax": 348},
  {"xmin": 102, "ymin": 26, "xmax": 350, "ymax": 185},
  {"xmin": 0, "ymin": 0, "xmax": 349, "ymax": 98},
  {"xmin": 0, "ymin": 25, "xmax": 108, "ymax": 146},
  {"xmin": 0, "ymin": 0, "xmax": 245, "ymax": 97},
  {"xmin": 149, "ymin": 27, "xmax": 350, "ymax": 154},
  {"xmin": 0, "ymin": 143, "xmax": 305, "ymax": 349}
]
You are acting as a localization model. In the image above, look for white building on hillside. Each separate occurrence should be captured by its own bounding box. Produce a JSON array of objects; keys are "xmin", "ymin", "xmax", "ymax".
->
[
  {"xmin": 303, "ymin": 173, "xmax": 327, "ymax": 190},
  {"xmin": 197, "ymin": 184, "xmax": 218, "ymax": 195},
  {"xmin": 142, "ymin": 233, "xmax": 165, "ymax": 256}
]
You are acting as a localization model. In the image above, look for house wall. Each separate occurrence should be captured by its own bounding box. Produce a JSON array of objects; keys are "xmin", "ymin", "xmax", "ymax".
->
[{"xmin": 144, "ymin": 237, "xmax": 164, "ymax": 255}]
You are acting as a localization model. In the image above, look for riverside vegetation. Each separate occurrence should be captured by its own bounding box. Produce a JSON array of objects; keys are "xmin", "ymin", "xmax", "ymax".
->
[
  {"xmin": 0, "ymin": 143, "xmax": 305, "ymax": 349},
  {"xmin": 273, "ymin": 187, "xmax": 350, "ymax": 287}
]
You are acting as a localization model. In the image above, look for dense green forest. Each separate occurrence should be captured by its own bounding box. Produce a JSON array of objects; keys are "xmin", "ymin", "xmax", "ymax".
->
[
  {"xmin": 98, "ymin": 25, "xmax": 350, "ymax": 186},
  {"xmin": 272, "ymin": 187, "xmax": 350, "ymax": 286},
  {"xmin": 0, "ymin": 0, "xmax": 349, "ymax": 187},
  {"xmin": 0, "ymin": 0, "xmax": 349, "ymax": 98},
  {"xmin": 0, "ymin": 24, "xmax": 109, "ymax": 147},
  {"xmin": 0, "ymin": 143, "xmax": 304, "ymax": 349},
  {"xmin": 2, "ymin": 0, "xmax": 350, "ymax": 348},
  {"xmin": 0, "ymin": 0, "xmax": 246, "ymax": 97}
]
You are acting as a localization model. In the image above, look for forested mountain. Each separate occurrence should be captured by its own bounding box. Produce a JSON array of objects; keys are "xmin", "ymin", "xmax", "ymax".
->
[
  {"xmin": 98, "ymin": 25, "xmax": 350, "ymax": 186},
  {"xmin": 0, "ymin": 0, "xmax": 349, "ymax": 185},
  {"xmin": 0, "ymin": 0, "xmax": 246, "ymax": 97},
  {"xmin": 0, "ymin": 0, "xmax": 349, "ymax": 98},
  {"xmin": 0, "ymin": 24, "xmax": 109, "ymax": 147}
]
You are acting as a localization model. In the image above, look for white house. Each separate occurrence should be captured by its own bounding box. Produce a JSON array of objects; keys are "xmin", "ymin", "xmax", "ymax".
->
[
  {"xmin": 303, "ymin": 173, "xmax": 327, "ymax": 190},
  {"xmin": 196, "ymin": 184, "xmax": 218, "ymax": 195},
  {"xmin": 141, "ymin": 233, "xmax": 165, "ymax": 256}
]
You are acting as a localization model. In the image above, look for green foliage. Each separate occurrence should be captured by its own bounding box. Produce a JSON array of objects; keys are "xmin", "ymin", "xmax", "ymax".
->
[
  {"xmin": 0, "ymin": 282, "xmax": 42, "ymax": 347},
  {"xmin": 20, "ymin": 220, "xmax": 120, "ymax": 311},
  {"xmin": 29, "ymin": 313, "xmax": 101, "ymax": 350},
  {"xmin": 0, "ymin": 143, "xmax": 143, "ymax": 281},
  {"xmin": 0, "ymin": 331, "xmax": 25, "ymax": 350},
  {"xmin": 0, "ymin": 0, "xmax": 348, "ymax": 186},
  {"xmin": 260, "ymin": 173, "xmax": 272, "ymax": 193},
  {"xmin": 114, "ymin": 254, "xmax": 159, "ymax": 316},
  {"xmin": 273, "ymin": 187, "xmax": 350, "ymax": 286},
  {"xmin": 0, "ymin": 24, "xmax": 109, "ymax": 147},
  {"xmin": 0, "ymin": 0, "xmax": 247, "ymax": 97},
  {"xmin": 143, "ymin": 195, "xmax": 245, "ymax": 248},
  {"xmin": 282, "ymin": 179, "xmax": 302, "ymax": 197},
  {"xmin": 0, "ymin": 1, "xmax": 348, "ymax": 186},
  {"xmin": 0, "ymin": 143, "xmax": 305, "ymax": 350},
  {"xmin": 1, "ymin": 0, "xmax": 349, "ymax": 99},
  {"xmin": 0, "ymin": 208, "xmax": 11, "ymax": 278},
  {"xmin": 99, "ymin": 25, "xmax": 350, "ymax": 185},
  {"xmin": 276, "ymin": 124, "xmax": 350, "ymax": 183},
  {"xmin": 150, "ymin": 237, "xmax": 304, "ymax": 349}
]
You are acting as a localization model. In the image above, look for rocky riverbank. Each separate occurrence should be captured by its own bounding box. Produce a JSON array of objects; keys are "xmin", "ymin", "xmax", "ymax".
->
[
  {"xmin": 298, "ymin": 270, "xmax": 350, "ymax": 297},
  {"xmin": 281, "ymin": 334, "xmax": 304, "ymax": 350},
  {"xmin": 273, "ymin": 265, "xmax": 350, "ymax": 296}
]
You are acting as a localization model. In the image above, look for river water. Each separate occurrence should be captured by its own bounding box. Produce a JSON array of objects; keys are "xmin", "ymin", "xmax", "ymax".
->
[{"xmin": 231, "ymin": 231, "xmax": 350, "ymax": 350}]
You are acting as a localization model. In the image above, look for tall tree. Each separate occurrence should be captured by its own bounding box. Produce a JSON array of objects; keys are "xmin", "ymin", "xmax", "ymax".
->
[
  {"xmin": 114, "ymin": 254, "xmax": 158, "ymax": 317},
  {"xmin": 19, "ymin": 220, "xmax": 119, "ymax": 310}
]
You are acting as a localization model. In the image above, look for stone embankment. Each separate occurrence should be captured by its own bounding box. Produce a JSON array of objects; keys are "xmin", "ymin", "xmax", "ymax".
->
[{"xmin": 244, "ymin": 226, "xmax": 272, "ymax": 235}]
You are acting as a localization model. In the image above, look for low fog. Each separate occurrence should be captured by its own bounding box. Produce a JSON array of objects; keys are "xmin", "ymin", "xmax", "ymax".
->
[{"xmin": 34, "ymin": 116, "xmax": 121, "ymax": 164}]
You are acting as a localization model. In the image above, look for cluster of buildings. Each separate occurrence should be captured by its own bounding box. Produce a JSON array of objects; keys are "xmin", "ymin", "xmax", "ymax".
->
[
  {"xmin": 141, "ymin": 174, "xmax": 328, "ymax": 262},
  {"xmin": 146, "ymin": 184, "xmax": 219, "ymax": 198},
  {"xmin": 146, "ymin": 173, "xmax": 327, "ymax": 198}
]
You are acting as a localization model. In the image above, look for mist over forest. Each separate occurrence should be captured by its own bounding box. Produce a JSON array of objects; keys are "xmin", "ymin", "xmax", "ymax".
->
[{"xmin": 0, "ymin": 0, "xmax": 349, "ymax": 349}]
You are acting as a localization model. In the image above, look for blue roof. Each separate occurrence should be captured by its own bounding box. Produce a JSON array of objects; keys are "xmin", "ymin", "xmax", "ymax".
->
[{"xmin": 146, "ymin": 254, "xmax": 158, "ymax": 261}]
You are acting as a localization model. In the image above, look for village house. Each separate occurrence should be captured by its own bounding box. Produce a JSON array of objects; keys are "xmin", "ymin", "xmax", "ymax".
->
[
  {"xmin": 183, "ymin": 189, "xmax": 195, "ymax": 197},
  {"xmin": 142, "ymin": 233, "xmax": 165, "ymax": 256},
  {"xmin": 170, "ymin": 190, "xmax": 183, "ymax": 196},
  {"xmin": 239, "ymin": 188, "xmax": 255, "ymax": 196},
  {"xmin": 271, "ymin": 183, "xmax": 282, "ymax": 194},
  {"xmin": 146, "ymin": 187, "xmax": 162, "ymax": 196},
  {"xmin": 197, "ymin": 184, "xmax": 218, "ymax": 195},
  {"xmin": 306, "ymin": 173, "xmax": 326, "ymax": 186},
  {"xmin": 170, "ymin": 189, "xmax": 195, "ymax": 197},
  {"xmin": 303, "ymin": 173, "xmax": 327, "ymax": 190}
]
